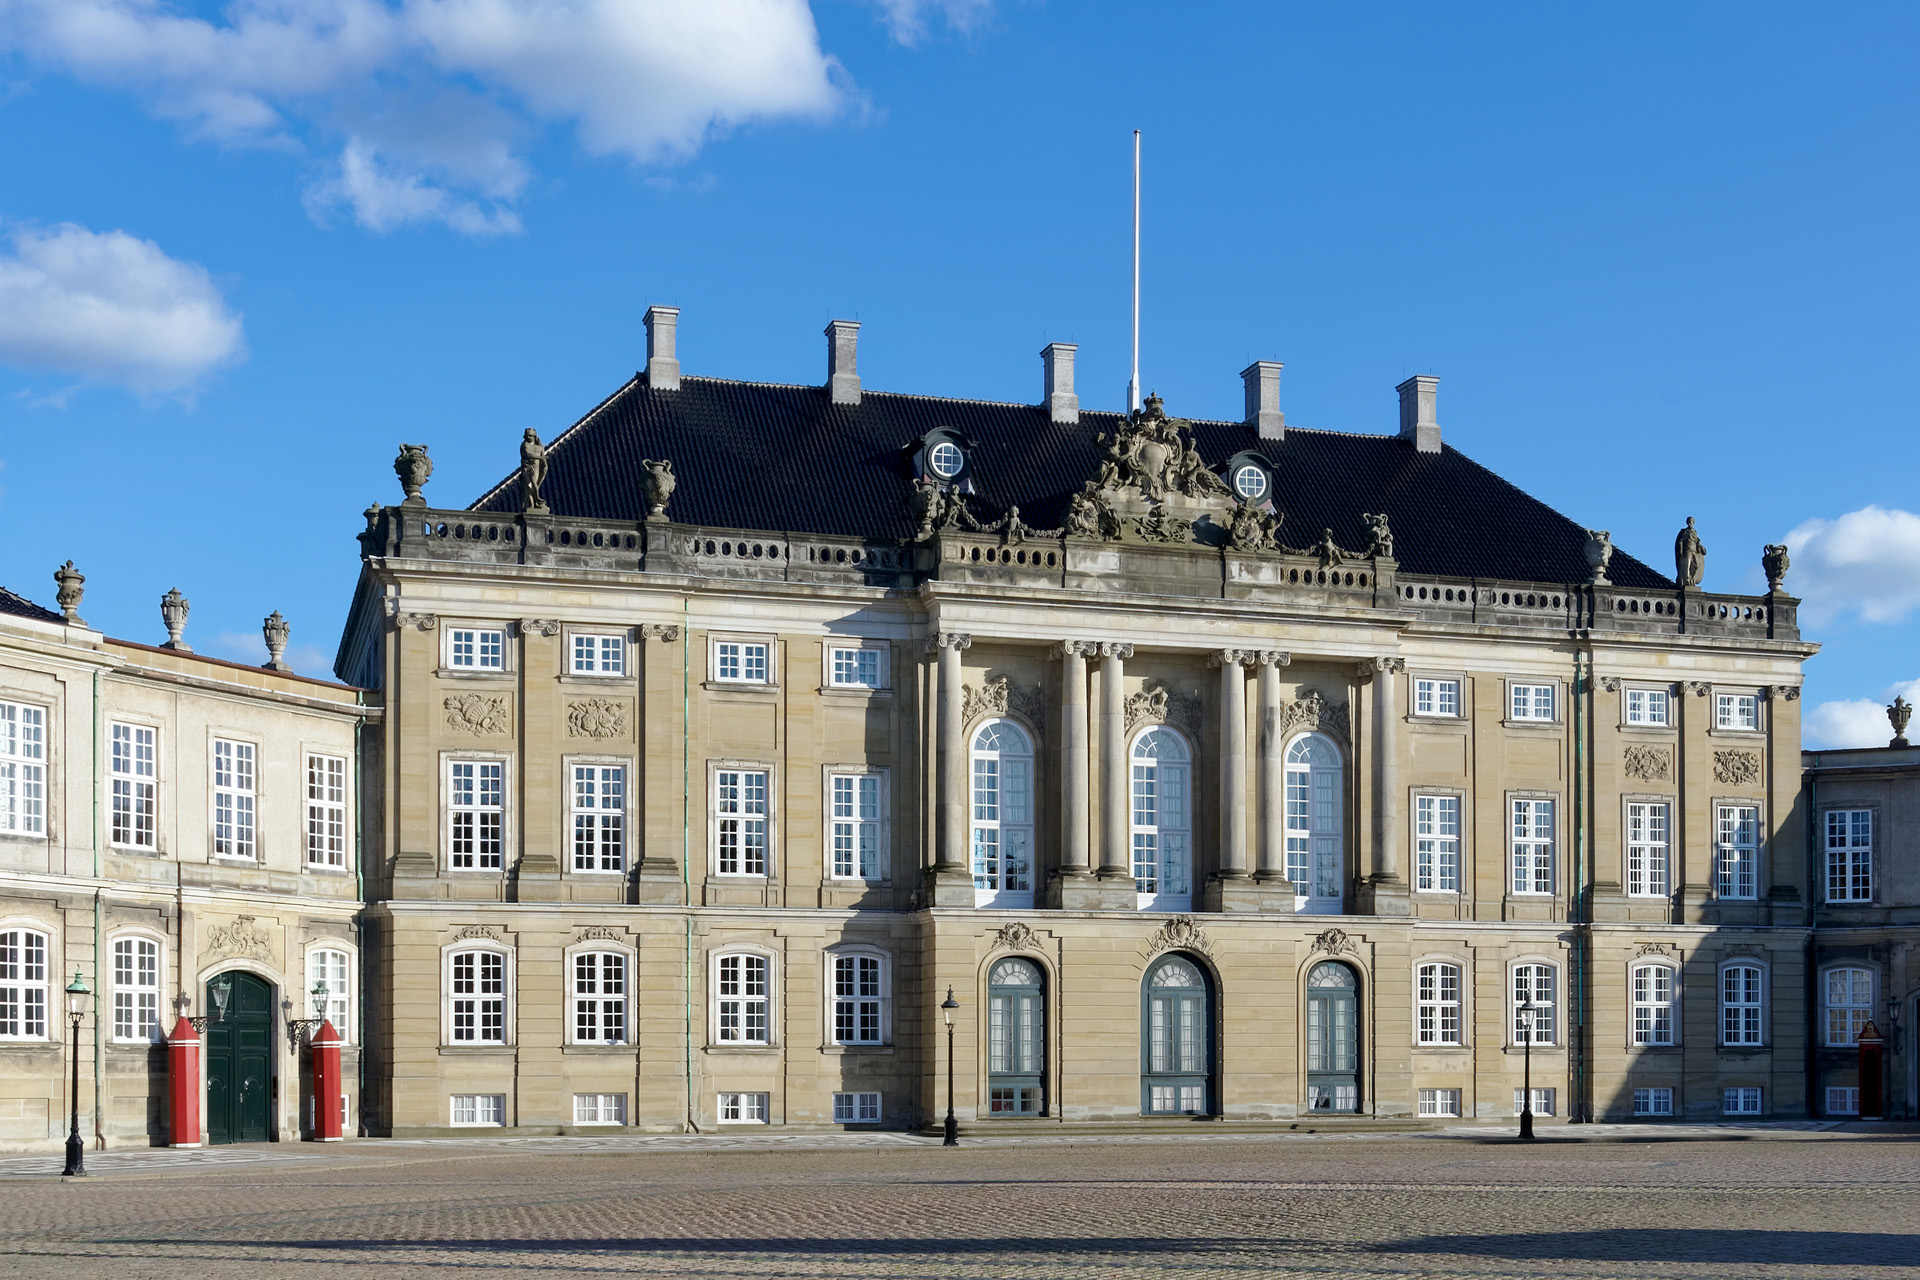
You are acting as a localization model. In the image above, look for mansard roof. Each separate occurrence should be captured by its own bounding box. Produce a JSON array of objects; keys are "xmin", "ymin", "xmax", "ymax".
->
[
  {"xmin": 469, "ymin": 375, "xmax": 1671, "ymax": 590},
  {"xmin": 0, "ymin": 586, "xmax": 62, "ymax": 624}
]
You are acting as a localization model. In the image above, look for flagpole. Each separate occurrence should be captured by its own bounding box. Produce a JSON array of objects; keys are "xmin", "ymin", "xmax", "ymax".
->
[{"xmin": 1129, "ymin": 129, "xmax": 1141, "ymax": 414}]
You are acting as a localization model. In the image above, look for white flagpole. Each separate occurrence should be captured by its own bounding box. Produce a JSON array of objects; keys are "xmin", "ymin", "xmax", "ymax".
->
[{"xmin": 1129, "ymin": 129, "xmax": 1141, "ymax": 414}]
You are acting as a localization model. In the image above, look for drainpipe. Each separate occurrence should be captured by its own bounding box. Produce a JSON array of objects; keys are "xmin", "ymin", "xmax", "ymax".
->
[
  {"xmin": 1570, "ymin": 648, "xmax": 1589, "ymax": 1123},
  {"xmin": 1806, "ymin": 771, "xmax": 1819, "ymax": 1118},
  {"xmin": 354, "ymin": 697, "xmax": 368, "ymax": 1136},
  {"xmin": 92, "ymin": 667, "xmax": 103, "ymax": 1150},
  {"xmin": 682, "ymin": 597, "xmax": 697, "ymax": 1133}
]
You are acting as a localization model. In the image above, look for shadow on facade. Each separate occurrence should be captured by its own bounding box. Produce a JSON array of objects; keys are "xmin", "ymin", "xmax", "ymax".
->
[{"xmin": 1383, "ymin": 1229, "xmax": 1920, "ymax": 1266}]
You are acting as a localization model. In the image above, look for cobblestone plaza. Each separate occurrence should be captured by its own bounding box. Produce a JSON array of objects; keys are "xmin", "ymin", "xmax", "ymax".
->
[{"xmin": 2, "ymin": 1128, "xmax": 1915, "ymax": 1278}]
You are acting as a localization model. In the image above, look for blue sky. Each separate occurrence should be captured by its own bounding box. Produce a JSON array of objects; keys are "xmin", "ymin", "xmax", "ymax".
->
[{"xmin": 1, "ymin": 1, "xmax": 1916, "ymax": 745}]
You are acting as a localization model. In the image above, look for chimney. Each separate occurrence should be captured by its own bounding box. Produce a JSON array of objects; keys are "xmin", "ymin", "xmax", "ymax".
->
[
  {"xmin": 644, "ymin": 306, "xmax": 680, "ymax": 391},
  {"xmin": 1396, "ymin": 375, "xmax": 1441, "ymax": 453},
  {"xmin": 1042, "ymin": 343, "xmax": 1079, "ymax": 425},
  {"xmin": 825, "ymin": 319, "xmax": 860, "ymax": 405},
  {"xmin": 1241, "ymin": 361, "xmax": 1284, "ymax": 440}
]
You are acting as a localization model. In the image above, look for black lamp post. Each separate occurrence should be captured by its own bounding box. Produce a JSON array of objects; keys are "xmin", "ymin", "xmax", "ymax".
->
[
  {"xmin": 62, "ymin": 970, "xmax": 91, "ymax": 1178},
  {"xmin": 1518, "ymin": 1000, "xmax": 1537, "ymax": 1141},
  {"xmin": 941, "ymin": 986, "xmax": 959, "ymax": 1147}
]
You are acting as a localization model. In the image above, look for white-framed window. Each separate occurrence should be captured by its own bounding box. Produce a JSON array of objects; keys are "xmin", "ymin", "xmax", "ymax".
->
[
  {"xmin": 1624, "ymin": 687, "xmax": 1670, "ymax": 726},
  {"xmin": 451, "ymin": 1094, "xmax": 505, "ymax": 1126},
  {"xmin": 829, "ymin": 952, "xmax": 887, "ymax": 1046},
  {"xmin": 111, "ymin": 937, "xmax": 160, "ymax": 1043},
  {"xmin": 211, "ymin": 739, "xmax": 256, "ymax": 859},
  {"xmin": 1230, "ymin": 463, "xmax": 1268, "ymax": 501},
  {"xmin": 1827, "ymin": 1087, "xmax": 1860, "ymax": 1117},
  {"xmin": 308, "ymin": 948, "xmax": 351, "ymax": 1039},
  {"xmin": 1416, "ymin": 962, "xmax": 1462, "ymax": 1046},
  {"xmin": 1723, "ymin": 1087, "xmax": 1762, "ymax": 1116},
  {"xmin": 1510, "ymin": 798, "xmax": 1554, "ymax": 895},
  {"xmin": 447, "ymin": 627, "xmax": 505, "ymax": 671},
  {"xmin": 0, "ymin": 701, "xmax": 46, "ymax": 836},
  {"xmin": 1509, "ymin": 682, "xmax": 1555, "ymax": 722},
  {"xmin": 714, "ymin": 768, "xmax": 769, "ymax": 876},
  {"xmin": 1633, "ymin": 1087, "xmax": 1673, "ymax": 1116},
  {"xmin": 1824, "ymin": 967, "xmax": 1872, "ymax": 1047},
  {"xmin": 972, "ymin": 721, "xmax": 1034, "ymax": 905},
  {"xmin": 713, "ymin": 640, "xmax": 770, "ymax": 684},
  {"xmin": 573, "ymin": 1093, "xmax": 626, "ymax": 1125},
  {"xmin": 715, "ymin": 953, "xmax": 769, "ymax": 1045},
  {"xmin": 305, "ymin": 753, "xmax": 349, "ymax": 868},
  {"xmin": 109, "ymin": 722, "xmax": 156, "ymax": 849},
  {"xmin": 1130, "ymin": 726, "xmax": 1191, "ymax": 910},
  {"xmin": 572, "ymin": 951, "xmax": 628, "ymax": 1044},
  {"xmin": 1415, "ymin": 795, "xmax": 1460, "ymax": 892},
  {"xmin": 1413, "ymin": 677, "xmax": 1460, "ymax": 718},
  {"xmin": 1631, "ymin": 964, "xmax": 1675, "ymax": 1046},
  {"xmin": 1515, "ymin": 1088, "xmax": 1556, "ymax": 1117},
  {"xmin": 0, "ymin": 928, "xmax": 48, "ymax": 1041},
  {"xmin": 1715, "ymin": 692, "xmax": 1759, "ymax": 732},
  {"xmin": 1626, "ymin": 802, "xmax": 1670, "ymax": 897},
  {"xmin": 828, "ymin": 772, "xmax": 884, "ymax": 881},
  {"xmin": 448, "ymin": 949, "xmax": 507, "ymax": 1044},
  {"xmin": 1715, "ymin": 804, "xmax": 1759, "ymax": 899},
  {"xmin": 1825, "ymin": 810, "xmax": 1872, "ymax": 903},
  {"xmin": 1284, "ymin": 734, "xmax": 1345, "ymax": 906},
  {"xmin": 1417, "ymin": 1089, "xmax": 1462, "ymax": 1118},
  {"xmin": 833, "ymin": 1091, "xmax": 882, "ymax": 1123},
  {"xmin": 718, "ymin": 1091, "xmax": 769, "ymax": 1123},
  {"xmin": 570, "ymin": 633, "xmax": 626, "ymax": 676},
  {"xmin": 828, "ymin": 646, "xmax": 885, "ymax": 690},
  {"xmin": 571, "ymin": 764, "xmax": 626, "ymax": 873},
  {"xmin": 448, "ymin": 759, "xmax": 506, "ymax": 870},
  {"xmin": 1721, "ymin": 964, "xmax": 1764, "ymax": 1046},
  {"xmin": 1512, "ymin": 964, "xmax": 1556, "ymax": 1045}
]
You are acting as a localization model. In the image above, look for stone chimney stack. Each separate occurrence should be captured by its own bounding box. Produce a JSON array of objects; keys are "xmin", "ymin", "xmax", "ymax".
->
[
  {"xmin": 1241, "ymin": 361, "xmax": 1284, "ymax": 440},
  {"xmin": 644, "ymin": 306, "xmax": 680, "ymax": 391},
  {"xmin": 825, "ymin": 320, "xmax": 860, "ymax": 406},
  {"xmin": 1396, "ymin": 375, "xmax": 1441, "ymax": 453},
  {"xmin": 1042, "ymin": 343, "xmax": 1079, "ymax": 425}
]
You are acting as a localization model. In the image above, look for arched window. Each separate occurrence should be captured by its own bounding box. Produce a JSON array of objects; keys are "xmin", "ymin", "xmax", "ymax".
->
[
  {"xmin": 829, "ymin": 951, "xmax": 889, "ymax": 1046},
  {"xmin": 1131, "ymin": 726, "xmax": 1191, "ymax": 911},
  {"xmin": 987, "ymin": 958, "xmax": 1045, "ymax": 1115},
  {"xmin": 1415, "ymin": 962, "xmax": 1461, "ymax": 1046},
  {"xmin": 1512, "ymin": 963, "xmax": 1557, "ymax": 1045},
  {"xmin": 971, "ymin": 721, "xmax": 1034, "ymax": 906},
  {"xmin": 1285, "ymin": 734, "xmax": 1344, "ymax": 911},
  {"xmin": 1141, "ymin": 954, "xmax": 1211, "ymax": 1115},
  {"xmin": 1824, "ymin": 967, "xmax": 1872, "ymax": 1047},
  {"xmin": 308, "ymin": 948, "xmax": 352, "ymax": 1040},
  {"xmin": 1631, "ymin": 964, "xmax": 1675, "ymax": 1046},
  {"xmin": 572, "ymin": 951, "xmax": 628, "ymax": 1044},
  {"xmin": 447, "ymin": 949, "xmax": 508, "ymax": 1045},
  {"xmin": 112, "ymin": 936, "xmax": 162, "ymax": 1044},
  {"xmin": 0, "ymin": 928, "xmax": 48, "ymax": 1041},
  {"xmin": 715, "ymin": 952, "xmax": 770, "ymax": 1045},
  {"xmin": 1721, "ymin": 964, "xmax": 1764, "ymax": 1046},
  {"xmin": 1307, "ymin": 962, "xmax": 1360, "ymax": 1111}
]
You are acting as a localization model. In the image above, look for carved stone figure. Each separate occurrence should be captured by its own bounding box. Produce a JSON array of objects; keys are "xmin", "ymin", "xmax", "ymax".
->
[
  {"xmin": 1258, "ymin": 509, "xmax": 1285, "ymax": 552},
  {"xmin": 1228, "ymin": 499, "xmax": 1265, "ymax": 552},
  {"xmin": 1135, "ymin": 502, "xmax": 1190, "ymax": 544},
  {"xmin": 1092, "ymin": 395, "xmax": 1225, "ymax": 503},
  {"xmin": 1124, "ymin": 681, "xmax": 1203, "ymax": 739},
  {"xmin": 641, "ymin": 458, "xmax": 676, "ymax": 519},
  {"xmin": 53, "ymin": 561, "xmax": 84, "ymax": 625},
  {"xmin": 1001, "ymin": 505, "xmax": 1030, "ymax": 545},
  {"xmin": 1674, "ymin": 516, "xmax": 1705, "ymax": 587},
  {"xmin": 1891, "ymin": 696, "xmax": 1912, "ymax": 748},
  {"xmin": 519, "ymin": 429, "xmax": 550, "ymax": 513},
  {"xmin": 262, "ymin": 611, "xmax": 291, "ymax": 672},
  {"xmin": 1363, "ymin": 512, "xmax": 1394, "ymax": 559},
  {"xmin": 1314, "ymin": 529, "xmax": 1346, "ymax": 568},
  {"xmin": 962, "ymin": 676, "xmax": 1046, "ymax": 735},
  {"xmin": 160, "ymin": 587, "xmax": 191, "ymax": 651},
  {"xmin": 1763, "ymin": 543, "xmax": 1791, "ymax": 591},
  {"xmin": 1279, "ymin": 689, "xmax": 1350, "ymax": 744},
  {"xmin": 394, "ymin": 443, "xmax": 433, "ymax": 502},
  {"xmin": 1065, "ymin": 485, "xmax": 1101, "ymax": 538},
  {"xmin": 910, "ymin": 476, "xmax": 947, "ymax": 541},
  {"xmin": 1583, "ymin": 529, "xmax": 1614, "ymax": 585}
]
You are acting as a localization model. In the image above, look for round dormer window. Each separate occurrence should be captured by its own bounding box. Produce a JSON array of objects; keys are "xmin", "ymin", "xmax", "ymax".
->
[
  {"xmin": 928, "ymin": 441, "xmax": 965, "ymax": 479},
  {"xmin": 1232, "ymin": 463, "xmax": 1270, "ymax": 501}
]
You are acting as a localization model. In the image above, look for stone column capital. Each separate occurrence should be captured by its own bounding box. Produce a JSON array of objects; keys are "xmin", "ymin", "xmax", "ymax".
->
[
  {"xmin": 1767, "ymin": 684, "xmax": 1801, "ymax": 702},
  {"xmin": 637, "ymin": 623, "xmax": 682, "ymax": 642},
  {"xmin": 927, "ymin": 632, "xmax": 973, "ymax": 653},
  {"xmin": 1355, "ymin": 656, "xmax": 1404, "ymax": 680},
  {"xmin": 1254, "ymin": 650, "xmax": 1292, "ymax": 668},
  {"xmin": 1210, "ymin": 649, "xmax": 1257, "ymax": 669},
  {"xmin": 1049, "ymin": 640, "xmax": 1097, "ymax": 660},
  {"xmin": 1098, "ymin": 642, "xmax": 1134, "ymax": 660}
]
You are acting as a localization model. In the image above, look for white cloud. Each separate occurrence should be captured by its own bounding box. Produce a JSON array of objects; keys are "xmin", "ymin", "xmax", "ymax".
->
[
  {"xmin": 1806, "ymin": 678, "xmax": 1920, "ymax": 749},
  {"xmin": 0, "ymin": 223, "xmax": 245, "ymax": 392},
  {"xmin": 871, "ymin": 0, "xmax": 994, "ymax": 45},
  {"xmin": 0, "ymin": 0, "xmax": 848, "ymax": 234},
  {"xmin": 1784, "ymin": 506, "xmax": 1920, "ymax": 628}
]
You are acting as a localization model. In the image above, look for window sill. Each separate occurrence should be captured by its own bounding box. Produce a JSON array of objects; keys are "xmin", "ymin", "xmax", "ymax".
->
[
  {"xmin": 1406, "ymin": 714, "xmax": 1468, "ymax": 726},
  {"xmin": 819, "ymin": 686, "xmax": 893, "ymax": 699},
  {"xmin": 1707, "ymin": 728, "xmax": 1766, "ymax": 740},
  {"xmin": 1412, "ymin": 1044, "xmax": 1470, "ymax": 1054},
  {"xmin": 1627, "ymin": 1044, "xmax": 1681, "ymax": 1053},
  {"xmin": 1502, "ymin": 719, "xmax": 1563, "ymax": 731},
  {"xmin": 703, "ymin": 1045, "xmax": 780, "ymax": 1056},
  {"xmin": 562, "ymin": 1043, "xmax": 635, "ymax": 1054},
  {"xmin": 821, "ymin": 1045, "xmax": 893, "ymax": 1056},
  {"xmin": 212, "ymin": 855, "xmax": 259, "ymax": 866},
  {"xmin": 435, "ymin": 668, "xmax": 513, "ymax": 681},
  {"xmin": 1501, "ymin": 1044, "xmax": 1563, "ymax": 1055},
  {"xmin": 1618, "ymin": 724, "xmax": 1676, "ymax": 735},
  {"xmin": 1717, "ymin": 1045, "xmax": 1771, "ymax": 1055},
  {"xmin": 702, "ymin": 681, "xmax": 779, "ymax": 696},
  {"xmin": 305, "ymin": 865, "xmax": 354, "ymax": 877},
  {"xmin": 557, "ymin": 674, "xmax": 632, "ymax": 686},
  {"xmin": 438, "ymin": 1045, "xmax": 515, "ymax": 1055}
]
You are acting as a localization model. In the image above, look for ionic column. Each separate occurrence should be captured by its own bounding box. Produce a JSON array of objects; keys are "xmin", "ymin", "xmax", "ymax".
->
[
  {"xmin": 1213, "ymin": 650, "xmax": 1251, "ymax": 878},
  {"xmin": 930, "ymin": 632, "xmax": 972, "ymax": 872},
  {"xmin": 1253, "ymin": 651, "xmax": 1291, "ymax": 880},
  {"xmin": 1097, "ymin": 642, "xmax": 1134, "ymax": 879},
  {"xmin": 1050, "ymin": 641, "xmax": 1094, "ymax": 876},
  {"xmin": 1366, "ymin": 656, "xmax": 1407, "ymax": 882}
]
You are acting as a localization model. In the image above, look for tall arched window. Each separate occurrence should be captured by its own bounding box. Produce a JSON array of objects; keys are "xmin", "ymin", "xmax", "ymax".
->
[
  {"xmin": 1721, "ymin": 964, "xmax": 1764, "ymax": 1047},
  {"xmin": 987, "ymin": 957, "xmax": 1045, "ymax": 1115},
  {"xmin": 971, "ymin": 720, "xmax": 1034, "ymax": 907},
  {"xmin": 1285, "ymin": 734, "xmax": 1344, "ymax": 912},
  {"xmin": 1141, "ymin": 954, "xmax": 1212, "ymax": 1115},
  {"xmin": 1131, "ymin": 726, "xmax": 1192, "ymax": 911},
  {"xmin": 1631, "ymin": 963, "xmax": 1676, "ymax": 1046}
]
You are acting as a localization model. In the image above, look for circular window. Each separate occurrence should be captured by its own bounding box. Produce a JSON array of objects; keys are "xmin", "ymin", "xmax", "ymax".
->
[
  {"xmin": 1232, "ymin": 464, "xmax": 1269, "ymax": 501},
  {"xmin": 928, "ymin": 441, "xmax": 965, "ymax": 479}
]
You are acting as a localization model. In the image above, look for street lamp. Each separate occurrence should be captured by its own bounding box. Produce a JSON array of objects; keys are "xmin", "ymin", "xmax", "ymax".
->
[
  {"xmin": 941, "ymin": 987, "xmax": 959, "ymax": 1147},
  {"xmin": 62, "ymin": 970, "xmax": 90, "ymax": 1178},
  {"xmin": 1517, "ymin": 999, "xmax": 1538, "ymax": 1142},
  {"xmin": 285, "ymin": 980, "xmax": 333, "ymax": 1049}
]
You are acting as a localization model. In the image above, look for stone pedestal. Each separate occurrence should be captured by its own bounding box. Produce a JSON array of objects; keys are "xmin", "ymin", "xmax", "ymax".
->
[
  {"xmin": 1205, "ymin": 875, "xmax": 1296, "ymax": 914},
  {"xmin": 1356, "ymin": 874, "xmax": 1411, "ymax": 917}
]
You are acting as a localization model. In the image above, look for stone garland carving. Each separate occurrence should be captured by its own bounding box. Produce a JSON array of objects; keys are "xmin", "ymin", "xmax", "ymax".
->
[
  {"xmin": 456, "ymin": 926, "xmax": 502, "ymax": 941},
  {"xmin": 1720, "ymin": 943, "xmax": 1766, "ymax": 960},
  {"xmin": 1279, "ymin": 690, "xmax": 1350, "ymax": 745},
  {"xmin": 444, "ymin": 694, "xmax": 510, "ymax": 735},
  {"xmin": 575, "ymin": 926, "xmax": 623, "ymax": 943},
  {"xmin": 962, "ymin": 677, "xmax": 1046, "ymax": 736},
  {"xmin": 1622, "ymin": 745, "xmax": 1673, "ymax": 783},
  {"xmin": 1124, "ymin": 681, "xmax": 1203, "ymax": 741},
  {"xmin": 1144, "ymin": 915, "xmax": 1212, "ymax": 959},
  {"xmin": 205, "ymin": 916, "xmax": 272, "ymax": 962},
  {"xmin": 1713, "ymin": 750, "xmax": 1762, "ymax": 787},
  {"xmin": 1635, "ymin": 941, "xmax": 1674, "ymax": 958},
  {"xmin": 994, "ymin": 922, "xmax": 1039, "ymax": 953},
  {"xmin": 1311, "ymin": 928, "xmax": 1357, "ymax": 957},
  {"xmin": 566, "ymin": 699, "xmax": 629, "ymax": 739}
]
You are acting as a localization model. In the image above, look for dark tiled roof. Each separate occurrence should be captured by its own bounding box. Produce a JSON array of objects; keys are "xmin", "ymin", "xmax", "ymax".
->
[
  {"xmin": 0, "ymin": 586, "xmax": 62, "ymax": 624},
  {"xmin": 471, "ymin": 376, "xmax": 1672, "ymax": 590}
]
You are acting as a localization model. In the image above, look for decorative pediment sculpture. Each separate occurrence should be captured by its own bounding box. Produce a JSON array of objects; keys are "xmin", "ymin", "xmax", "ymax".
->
[
  {"xmin": 206, "ymin": 916, "xmax": 272, "ymax": 962},
  {"xmin": 1124, "ymin": 680, "xmax": 1203, "ymax": 740},
  {"xmin": 1134, "ymin": 502, "xmax": 1191, "ymax": 544},
  {"xmin": 1674, "ymin": 517, "xmax": 1705, "ymax": 587},
  {"xmin": 1144, "ymin": 915, "xmax": 1212, "ymax": 958},
  {"xmin": 962, "ymin": 676, "xmax": 1046, "ymax": 736},
  {"xmin": 1280, "ymin": 689, "xmax": 1349, "ymax": 744},
  {"xmin": 1228, "ymin": 500, "xmax": 1284, "ymax": 553},
  {"xmin": 1093, "ymin": 395, "xmax": 1229, "ymax": 504},
  {"xmin": 994, "ymin": 922, "xmax": 1039, "ymax": 953},
  {"xmin": 1762, "ymin": 543, "xmax": 1790, "ymax": 592},
  {"xmin": 1311, "ymin": 928, "xmax": 1356, "ymax": 956}
]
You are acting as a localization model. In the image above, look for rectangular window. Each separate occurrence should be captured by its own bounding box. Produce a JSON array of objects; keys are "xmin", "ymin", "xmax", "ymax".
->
[
  {"xmin": 1415, "ymin": 795, "xmax": 1460, "ymax": 892},
  {"xmin": 718, "ymin": 1091, "xmax": 769, "ymax": 1123},
  {"xmin": 571, "ymin": 765, "xmax": 626, "ymax": 873},
  {"xmin": 572, "ymin": 951, "xmax": 627, "ymax": 1044},
  {"xmin": 1633, "ymin": 1087, "xmax": 1674, "ymax": 1117},
  {"xmin": 451, "ymin": 1094, "xmax": 505, "ymax": 1126},
  {"xmin": 829, "ymin": 773, "xmax": 883, "ymax": 881},
  {"xmin": 1715, "ymin": 692, "xmax": 1759, "ymax": 731},
  {"xmin": 1626, "ymin": 802, "xmax": 1670, "ymax": 897},
  {"xmin": 309, "ymin": 948, "xmax": 351, "ymax": 1039},
  {"xmin": 1416, "ymin": 962, "xmax": 1462, "ymax": 1046},
  {"xmin": 1510, "ymin": 683, "xmax": 1555, "ymax": 721},
  {"xmin": 112, "ymin": 938, "xmax": 160, "ymax": 1042},
  {"xmin": 1824, "ymin": 968, "xmax": 1872, "ymax": 1047},
  {"xmin": 1512, "ymin": 965, "xmax": 1556, "ymax": 1045},
  {"xmin": 1514, "ymin": 1088, "xmax": 1556, "ymax": 1117},
  {"xmin": 448, "ymin": 628, "xmax": 505, "ymax": 671},
  {"xmin": 831, "ymin": 954, "xmax": 884, "ymax": 1045},
  {"xmin": 1723, "ymin": 1087, "xmax": 1762, "ymax": 1116},
  {"xmin": 1631, "ymin": 964, "xmax": 1675, "ymax": 1046},
  {"xmin": 1721, "ymin": 965, "xmax": 1764, "ymax": 1046},
  {"xmin": 716, "ymin": 954, "xmax": 769, "ymax": 1044},
  {"xmin": 1417, "ymin": 1089, "xmax": 1462, "ymax": 1118},
  {"xmin": 211, "ymin": 739, "xmax": 257, "ymax": 858},
  {"xmin": 1510, "ymin": 799, "xmax": 1554, "ymax": 895},
  {"xmin": 570, "ymin": 634, "xmax": 626, "ymax": 676},
  {"xmin": 1825, "ymin": 810, "xmax": 1872, "ymax": 903},
  {"xmin": 1715, "ymin": 804, "xmax": 1759, "ymax": 899},
  {"xmin": 573, "ymin": 1093, "xmax": 627, "ymax": 1125},
  {"xmin": 450, "ymin": 950, "xmax": 506, "ymax": 1044},
  {"xmin": 109, "ymin": 723, "xmax": 156, "ymax": 849},
  {"xmin": 714, "ymin": 770, "xmax": 769, "ymax": 876},
  {"xmin": 1624, "ymin": 688, "xmax": 1670, "ymax": 727},
  {"xmin": 305, "ymin": 754, "xmax": 349, "ymax": 868},
  {"xmin": 829, "ymin": 647, "xmax": 883, "ymax": 689},
  {"xmin": 0, "ymin": 701, "xmax": 46, "ymax": 835},
  {"xmin": 833, "ymin": 1091, "xmax": 882, "ymax": 1123},
  {"xmin": 1413, "ymin": 678, "xmax": 1460, "ymax": 717},
  {"xmin": 714, "ymin": 641, "xmax": 770, "ymax": 684},
  {"xmin": 448, "ymin": 760, "xmax": 505, "ymax": 869},
  {"xmin": 1826, "ymin": 1087, "xmax": 1860, "ymax": 1117},
  {"xmin": 0, "ymin": 930, "xmax": 48, "ymax": 1040}
]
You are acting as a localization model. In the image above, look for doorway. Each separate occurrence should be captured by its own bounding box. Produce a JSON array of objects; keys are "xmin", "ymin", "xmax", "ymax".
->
[
  {"xmin": 1141, "ymin": 953, "xmax": 1213, "ymax": 1115},
  {"xmin": 1306, "ymin": 961, "xmax": 1360, "ymax": 1112},
  {"xmin": 205, "ymin": 972, "xmax": 273, "ymax": 1144}
]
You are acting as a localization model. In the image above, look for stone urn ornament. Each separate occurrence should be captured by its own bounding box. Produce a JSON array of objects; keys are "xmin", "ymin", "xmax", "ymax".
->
[
  {"xmin": 53, "ymin": 561, "xmax": 85, "ymax": 626},
  {"xmin": 262, "ymin": 611, "xmax": 292, "ymax": 672},
  {"xmin": 641, "ymin": 458, "xmax": 676, "ymax": 519},
  {"xmin": 160, "ymin": 588, "xmax": 191, "ymax": 652},
  {"xmin": 1763, "ymin": 543, "xmax": 1791, "ymax": 592},
  {"xmin": 1584, "ymin": 529, "xmax": 1614, "ymax": 586},
  {"xmin": 1890, "ymin": 696, "xmax": 1912, "ymax": 748},
  {"xmin": 394, "ymin": 443, "xmax": 433, "ymax": 503}
]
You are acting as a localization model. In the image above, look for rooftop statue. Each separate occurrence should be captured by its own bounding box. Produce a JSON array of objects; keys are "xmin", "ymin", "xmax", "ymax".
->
[
  {"xmin": 1674, "ymin": 516, "xmax": 1705, "ymax": 587},
  {"xmin": 520, "ymin": 429, "xmax": 550, "ymax": 514},
  {"xmin": 1585, "ymin": 529, "xmax": 1614, "ymax": 586},
  {"xmin": 394, "ymin": 443, "xmax": 432, "ymax": 502},
  {"xmin": 910, "ymin": 476, "xmax": 947, "ymax": 541},
  {"xmin": 641, "ymin": 458, "xmax": 676, "ymax": 520},
  {"xmin": 1763, "ymin": 543, "xmax": 1791, "ymax": 592},
  {"xmin": 1890, "ymin": 696, "xmax": 1912, "ymax": 748},
  {"xmin": 1093, "ymin": 395, "xmax": 1227, "ymax": 503},
  {"xmin": 1363, "ymin": 512, "xmax": 1394, "ymax": 560}
]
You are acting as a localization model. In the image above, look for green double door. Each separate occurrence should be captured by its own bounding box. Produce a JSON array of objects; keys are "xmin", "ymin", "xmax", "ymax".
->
[{"xmin": 205, "ymin": 972, "xmax": 272, "ymax": 1144}]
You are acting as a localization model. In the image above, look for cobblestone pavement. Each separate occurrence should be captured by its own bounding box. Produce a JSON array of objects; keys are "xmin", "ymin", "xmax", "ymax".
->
[{"xmin": 2, "ymin": 1128, "xmax": 1916, "ymax": 1279}]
